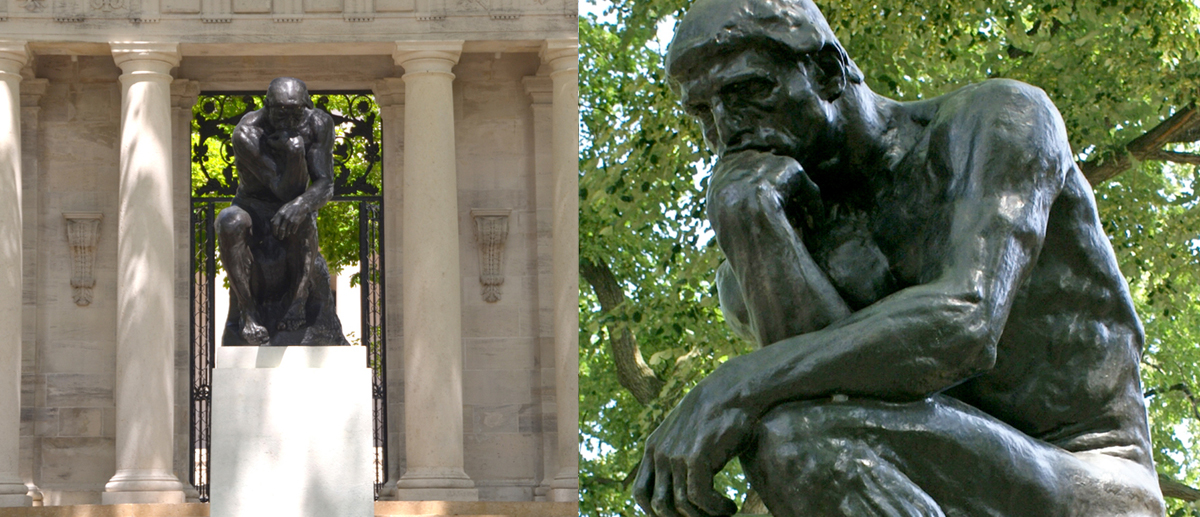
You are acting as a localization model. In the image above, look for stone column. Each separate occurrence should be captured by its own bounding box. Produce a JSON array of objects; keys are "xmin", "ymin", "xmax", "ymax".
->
[
  {"xmin": 391, "ymin": 41, "xmax": 477, "ymax": 501},
  {"xmin": 103, "ymin": 42, "xmax": 185, "ymax": 505},
  {"xmin": 0, "ymin": 39, "xmax": 30, "ymax": 509},
  {"xmin": 372, "ymin": 77, "xmax": 405, "ymax": 501},
  {"xmin": 542, "ymin": 38, "xmax": 579, "ymax": 503}
]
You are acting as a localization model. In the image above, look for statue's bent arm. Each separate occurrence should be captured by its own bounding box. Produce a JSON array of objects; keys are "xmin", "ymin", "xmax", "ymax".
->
[
  {"xmin": 731, "ymin": 81, "xmax": 1072, "ymax": 413},
  {"xmin": 230, "ymin": 118, "xmax": 277, "ymax": 190},
  {"xmin": 269, "ymin": 112, "xmax": 335, "ymax": 239},
  {"xmin": 295, "ymin": 111, "xmax": 336, "ymax": 210},
  {"xmin": 707, "ymin": 152, "xmax": 852, "ymax": 347}
]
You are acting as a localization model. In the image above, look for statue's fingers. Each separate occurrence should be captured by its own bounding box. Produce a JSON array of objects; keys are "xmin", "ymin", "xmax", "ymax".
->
[
  {"xmin": 651, "ymin": 455, "xmax": 682, "ymax": 517},
  {"xmin": 685, "ymin": 460, "xmax": 738, "ymax": 517},
  {"xmin": 633, "ymin": 455, "xmax": 655, "ymax": 515},
  {"xmin": 670, "ymin": 458, "xmax": 710, "ymax": 517}
]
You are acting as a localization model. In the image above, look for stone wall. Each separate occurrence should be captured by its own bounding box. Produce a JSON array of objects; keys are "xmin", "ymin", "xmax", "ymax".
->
[
  {"xmin": 454, "ymin": 52, "xmax": 546, "ymax": 500},
  {"xmin": 21, "ymin": 55, "xmax": 124, "ymax": 506}
]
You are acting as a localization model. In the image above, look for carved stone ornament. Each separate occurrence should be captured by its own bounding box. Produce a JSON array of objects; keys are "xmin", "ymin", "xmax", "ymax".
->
[
  {"xmin": 471, "ymin": 209, "xmax": 511, "ymax": 303},
  {"xmin": 63, "ymin": 212, "xmax": 103, "ymax": 306}
]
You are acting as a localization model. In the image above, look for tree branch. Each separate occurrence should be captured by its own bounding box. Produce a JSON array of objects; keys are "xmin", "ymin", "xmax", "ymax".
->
[
  {"xmin": 1083, "ymin": 105, "xmax": 1200, "ymax": 185},
  {"xmin": 580, "ymin": 257, "xmax": 666, "ymax": 405},
  {"xmin": 1160, "ymin": 473, "xmax": 1200, "ymax": 502}
]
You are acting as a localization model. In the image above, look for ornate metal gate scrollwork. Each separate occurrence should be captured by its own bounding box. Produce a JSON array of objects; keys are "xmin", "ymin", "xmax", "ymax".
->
[{"xmin": 189, "ymin": 91, "xmax": 386, "ymax": 501}]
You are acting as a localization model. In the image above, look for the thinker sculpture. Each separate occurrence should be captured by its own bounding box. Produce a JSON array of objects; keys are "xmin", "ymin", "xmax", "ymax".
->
[
  {"xmin": 216, "ymin": 77, "xmax": 349, "ymax": 347},
  {"xmin": 633, "ymin": 1, "xmax": 1165, "ymax": 516}
]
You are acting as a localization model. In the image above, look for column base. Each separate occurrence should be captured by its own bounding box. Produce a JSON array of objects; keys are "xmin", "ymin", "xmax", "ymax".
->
[
  {"xmin": 377, "ymin": 477, "xmax": 400, "ymax": 500},
  {"xmin": 102, "ymin": 469, "xmax": 185, "ymax": 504},
  {"xmin": 0, "ymin": 478, "xmax": 33, "ymax": 507},
  {"xmin": 393, "ymin": 487, "xmax": 480, "ymax": 501},
  {"xmin": 395, "ymin": 468, "xmax": 478, "ymax": 501},
  {"xmin": 548, "ymin": 470, "xmax": 578, "ymax": 502},
  {"xmin": 0, "ymin": 494, "xmax": 31, "ymax": 507}
]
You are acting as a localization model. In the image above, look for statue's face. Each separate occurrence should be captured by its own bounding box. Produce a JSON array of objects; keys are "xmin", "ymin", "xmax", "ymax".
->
[
  {"xmin": 677, "ymin": 47, "xmax": 831, "ymax": 161},
  {"xmin": 266, "ymin": 87, "xmax": 307, "ymax": 131}
]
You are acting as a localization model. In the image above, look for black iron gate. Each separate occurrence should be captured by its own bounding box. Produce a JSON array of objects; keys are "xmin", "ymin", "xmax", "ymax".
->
[{"xmin": 189, "ymin": 92, "xmax": 387, "ymax": 501}]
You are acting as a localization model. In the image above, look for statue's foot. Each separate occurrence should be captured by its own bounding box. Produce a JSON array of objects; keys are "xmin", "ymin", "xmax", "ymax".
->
[
  {"xmin": 278, "ymin": 302, "xmax": 306, "ymax": 331},
  {"xmin": 242, "ymin": 318, "xmax": 269, "ymax": 346}
]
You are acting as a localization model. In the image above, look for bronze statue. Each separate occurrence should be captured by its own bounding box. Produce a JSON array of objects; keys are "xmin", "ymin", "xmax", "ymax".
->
[
  {"xmin": 632, "ymin": 1, "xmax": 1165, "ymax": 515},
  {"xmin": 216, "ymin": 77, "xmax": 349, "ymax": 347}
]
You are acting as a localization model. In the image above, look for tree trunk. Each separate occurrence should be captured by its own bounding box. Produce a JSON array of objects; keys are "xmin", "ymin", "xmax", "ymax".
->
[{"xmin": 580, "ymin": 257, "xmax": 665, "ymax": 405}]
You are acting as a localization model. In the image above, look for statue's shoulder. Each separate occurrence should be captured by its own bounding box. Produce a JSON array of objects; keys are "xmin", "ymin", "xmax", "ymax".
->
[
  {"xmin": 306, "ymin": 107, "xmax": 334, "ymax": 127},
  {"xmin": 932, "ymin": 79, "xmax": 1060, "ymax": 127},
  {"xmin": 922, "ymin": 78, "xmax": 1067, "ymax": 153},
  {"xmin": 234, "ymin": 108, "xmax": 267, "ymax": 133}
]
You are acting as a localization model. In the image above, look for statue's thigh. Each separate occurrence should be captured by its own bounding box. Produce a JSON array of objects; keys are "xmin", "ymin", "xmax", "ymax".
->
[{"xmin": 742, "ymin": 395, "xmax": 1161, "ymax": 517}]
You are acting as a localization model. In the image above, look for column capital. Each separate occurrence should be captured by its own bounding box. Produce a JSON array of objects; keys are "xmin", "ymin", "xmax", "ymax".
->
[
  {"xmin": 539, "ymin": 38, "xmax": 578, "ymax": 73},
  {"xmin": 522, "ymin": 73, "xmax": 553, "ymax": 106},
  {"xmin": 372, "ymin": 78, "xmax": 405, "ymax": 107},
  {"xmin": 393, "ymin": 40, "xmax": 463, "ymax": 75},
  {"xmin": 20, "ymin": 79, "xmax": 48, "ymax": 109},
  {"xmin": 170, "ymin": 79, "xmax": 201, "ymax": 109},
  {"xmin": 110, "ymin": 42, "xmax": 181, "ymax": 77},
  {"xmin": 0, "ymin": 41, "xmax": 29, "ymax": 80}
]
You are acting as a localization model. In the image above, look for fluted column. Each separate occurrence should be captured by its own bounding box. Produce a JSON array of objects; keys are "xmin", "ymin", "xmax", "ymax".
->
[
  {"xmin": 104, "ymin": 42, "xmax": 185, "ymax": 505},
  {"xmin": 0, "ymin": 39, "xmax": 30, "ymax": 509},
  {"xmin": 542, "ymin": 38, "xmax": 579, "ymax": 503},
  {"xmin": 392, "ymin": 40, "xmax": 478, "ymax": 501}
]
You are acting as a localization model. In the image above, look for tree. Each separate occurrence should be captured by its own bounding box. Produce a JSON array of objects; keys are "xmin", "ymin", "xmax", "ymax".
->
[{"xmin": 580, "ymin": 1, "xmax": 1200, "ymax": 515}]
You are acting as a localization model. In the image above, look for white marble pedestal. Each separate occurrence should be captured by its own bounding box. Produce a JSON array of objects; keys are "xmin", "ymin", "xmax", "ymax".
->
[{"xmin": 211, "ymin": 346, "xmax": 374, "ymax": 517}]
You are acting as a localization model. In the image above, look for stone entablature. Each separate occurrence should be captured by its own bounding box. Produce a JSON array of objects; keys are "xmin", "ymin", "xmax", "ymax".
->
[{"xmin": 0, "ymin": 0, "xmax": 572, "ymax": 31}]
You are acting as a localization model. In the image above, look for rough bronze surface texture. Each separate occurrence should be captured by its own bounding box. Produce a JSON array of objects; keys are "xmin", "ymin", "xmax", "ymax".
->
[
  {"xmin": 217, "ymin": 77, "xmax": 349, "ymax": 347},
  {"xmin": 632, "ymin": 1, "xmax": 1165, "ymax": 516}
]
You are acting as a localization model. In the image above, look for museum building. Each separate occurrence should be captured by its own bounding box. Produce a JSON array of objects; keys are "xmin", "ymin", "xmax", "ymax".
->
[{"xmin": 0, "ymin": 0, "xmax": 578, "ymax": 513}]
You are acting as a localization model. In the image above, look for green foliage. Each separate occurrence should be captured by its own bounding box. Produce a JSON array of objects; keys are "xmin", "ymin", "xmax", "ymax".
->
[{"xmin": 581, "ymin": 0, "xmax": 1200, "ymax": 515}]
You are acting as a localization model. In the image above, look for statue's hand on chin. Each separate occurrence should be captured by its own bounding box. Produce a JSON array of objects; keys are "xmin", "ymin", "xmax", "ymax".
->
[
  {"xmin": 709, "ymin": 150, "xmax": 824, "ymax": 233},
  {"xmin": 633, "ymin": 356, "xmax": 753, "ymax": 517}
]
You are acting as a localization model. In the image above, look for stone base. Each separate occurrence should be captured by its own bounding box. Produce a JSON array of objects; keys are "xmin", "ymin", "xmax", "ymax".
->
[
  {"xmin": 0, "ymin": 503, "xmax": 208, "ymax": 516},
  {"xmin": 0, "ymin": 501, "xmax": 576, "ymax": 517},
  {"xmin": 395, "ymin": 467, "xmax": 478, "ymax": 501},
  {"xmin": 211, "ymin": 346, "xmax": 373, "ymax": 517},
  {"xmin": 102, "ymin": 470, "xmax": 185, "ymax": 505},
  {"xmin": 0, "ymin": 493, "xmax": 32, "ymax": 507},
  {"xmin": 374, "ymin": 501, "xmax": 579, "ymax": 517},
  {"xmin": 547, "ymin": 472, "xmax": 578, "ymax": 503},
  {"xmin": 101, "ymin": 492, "xmax": 185, "ymax": 505},
  {"xmin": 392, "ymin": 487, "xmax": 480, "ymax": 501},
  {"xmin": 547, "ymin": 488, "xmax": 578, "ymax": 503}
]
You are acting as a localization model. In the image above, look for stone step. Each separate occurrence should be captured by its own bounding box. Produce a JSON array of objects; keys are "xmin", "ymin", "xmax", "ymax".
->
[{"xmin": 0, "ymin": 501, "xmax": 578, "ymax": 517}]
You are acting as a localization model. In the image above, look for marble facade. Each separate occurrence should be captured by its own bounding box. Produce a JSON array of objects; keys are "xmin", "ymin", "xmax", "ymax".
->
[{"xmin": 0, "ymin": 0, "xmax": 577, "ymax": 508}]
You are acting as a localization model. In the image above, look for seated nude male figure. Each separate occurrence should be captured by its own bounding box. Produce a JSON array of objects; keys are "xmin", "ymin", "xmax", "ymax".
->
[
  {"xmin": 633, "ymin": 1, "xmax": 1165, "ymax": 516},
  {"xmin": 216, "ymin": 77, "xmax": 348, "ymax": 347}
]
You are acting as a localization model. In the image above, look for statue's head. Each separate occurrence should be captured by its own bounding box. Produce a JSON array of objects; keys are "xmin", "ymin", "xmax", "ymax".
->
[
  {"xmin": 667, "ymin": 0, "xmax": 863, "ymax": 160},
  {"xmin": 265, "ymin": 77, "xmax": 313, "ymax": 131}
]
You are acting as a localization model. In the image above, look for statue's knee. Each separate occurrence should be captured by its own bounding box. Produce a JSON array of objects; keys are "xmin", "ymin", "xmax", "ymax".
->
[
  {"xmin": 750, "ymin": 403, "xmax": 843, "ymax": 476},
  {"xmin": 216, "ymin": 207, "xmax": 251, "ymax": 239}
]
